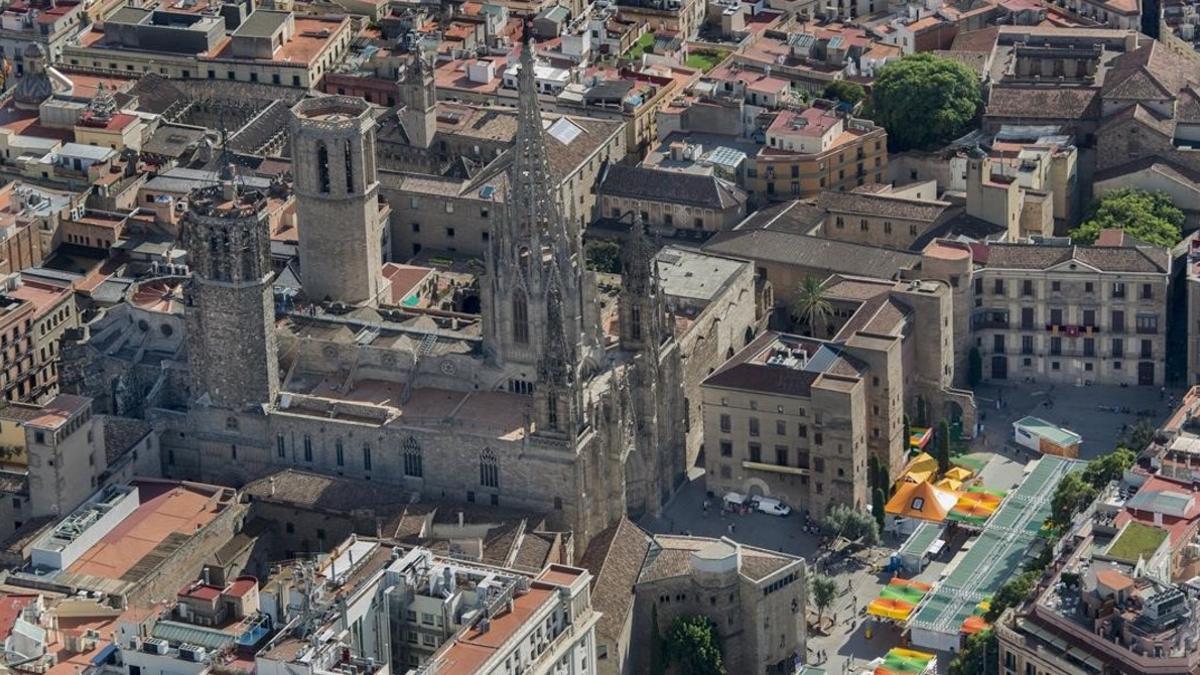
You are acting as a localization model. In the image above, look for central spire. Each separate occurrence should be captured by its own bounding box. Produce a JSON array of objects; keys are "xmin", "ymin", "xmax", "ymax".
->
[{"xmin": 509, "ymin": 27, "xmax": 563, "ymax": 247}]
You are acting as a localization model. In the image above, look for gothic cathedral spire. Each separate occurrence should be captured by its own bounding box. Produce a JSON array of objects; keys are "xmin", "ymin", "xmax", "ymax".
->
[{"xmin": 482, "ymin": 28, "xmax": 600, "ymax": 437}]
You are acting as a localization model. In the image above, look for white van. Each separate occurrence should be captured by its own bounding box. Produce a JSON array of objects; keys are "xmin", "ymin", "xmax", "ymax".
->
[{"xmin": 754, "ymin": 497, "xmax": 791, "ymax": 517}]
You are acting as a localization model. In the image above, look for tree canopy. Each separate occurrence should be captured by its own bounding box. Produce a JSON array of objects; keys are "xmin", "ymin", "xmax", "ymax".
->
[
  {"xmin": 792, "ymin": 276, "xmax": 832, "ymax": 337},
  {"xmin": 822, "ymin": 503, "xmax": 881, "ymax": 546},
  {"xmin": 870, "ymin": 53, "xmax": 981, "ymax": 151},
  {"xmin": 585, "ymin": 239, "xmax": 622, "ymax": 274},
  {"xmin": 1081, "ymin": 448, "xmax": 1136, "ymax": 489},
  {"xmin": 663, "ymin": 616, "xmax": 726, "ymax": 675},
  {"xmin": 984, "ymin": 570, "xmax": 1040, "ymax": 622},
  {"xmin": 1049, "ymin": 471, "xmax": 1098, "ymax": 533},
  {"xmin": 810, "ymin": 573, "xmax": 839, "ymax": 621},
  {"xmin": 1069, "ymin": 188, "xmax": 1183, "ymax": 249},
  {"xmin": 823, "ymin": 80, "xmax": 866, "ymax": 106}
]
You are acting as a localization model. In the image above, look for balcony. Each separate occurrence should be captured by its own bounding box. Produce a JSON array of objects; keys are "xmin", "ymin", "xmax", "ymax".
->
[
  {"xmin": 976, "ymin": 319, "xmax": 1010, "ymax": 330},
  {"xmin": 1044, "ymin": 325, "xmax": 1097, "ymax": 336}
]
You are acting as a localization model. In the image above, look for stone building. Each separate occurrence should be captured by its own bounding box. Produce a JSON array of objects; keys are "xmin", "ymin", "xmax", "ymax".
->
[
  {"xmin": 184, "ymin": 179, "xmax": 279, "ymax": 410},
  {"xmin": 702, "ymin": 273, "xmax": 974, "ymax": 516},
  {"xmin": 969, "ymin": 232, "xmax": 1170, "ymax": 386},
  {"xmin": 288, "ymin": 96, "xmax": 388, "ymax": 306},
  {"xmin": 596, "ymin": 164, "xmax": 749, "ymax": 237},
  {"xmin": 817, "ymin": 186, "xmax": 952, "ymax": 251},
  {"xmin": 138, "ymin": 35, "xmax": 689, "ymax": 561},
  {"xmin": 632, "ymin": 534, "xmax": 805, "ymax": 674}
]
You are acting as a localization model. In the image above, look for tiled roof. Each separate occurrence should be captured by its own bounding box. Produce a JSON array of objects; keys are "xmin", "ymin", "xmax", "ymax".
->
[
  {"xmin": 986, "ymin": 86, "xmax": 1102, "ymax": 121},
  {"xmin": 578, "ymin": 518, "xmax": 652, "ymax": 646},
  {"xmin": 1098, "ymin": 102, "xmax": 1175, "ymax": 138},
  {"xmin": 1094, "ymin": 155, "xmax": 1200, "ymax": 185},
  {"xmin": 599, "ymin": 164, "xmax": 746, "ymax": 210},
  {"xmin": 817, "ymin": 189, "xmax": 948, "ymax": 223},
  {"xmin": 101, "ymin": 415, "xmax": 153, "ymax": 464},
  {"xmin": 702, "ymin": 230, "xmax": 920, "ymax": 277},
  {"xmin": 1103, "ymin": 42, "xmax": 1193, "ymax": 100},
  {"xmin": 983, "ymin": 243, "xmax": 1169, "ymax": 273},
  {"xmin": 732, "ymin": 199, "xmax": 825, "ymax": 234}
]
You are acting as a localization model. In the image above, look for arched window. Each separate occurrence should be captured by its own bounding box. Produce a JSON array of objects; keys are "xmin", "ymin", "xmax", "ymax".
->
[
  {"xmin": 512, "ymin": 293, "xmax": 529, "ymax": 344},
  {"xmin": 316, "ymin": 141, "xmax": 330, "ymax": 193},
  {"xmin": 630, "ymin": 305, "xmax": 642, "ymax": 341},
  {"xmin": 403, "ymin": 436, "xmax": 423, "ymax": 477},
  {"xmin": 344, "ymin": 139, "xmax": 354, "ymax": 193},
  {"xmin": 479, "ymin": 448, "xmax": 498, "ymax": 488}
]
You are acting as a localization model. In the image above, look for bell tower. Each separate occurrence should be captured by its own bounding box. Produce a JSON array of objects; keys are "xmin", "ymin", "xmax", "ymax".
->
[
  {"xmin": 289, "ymin": 96, "xmax": 385, "ymax": 306},
  {"xmin": 397, "ymin": 51, "xmax": 437, "ymax": 150},
  {"xmin": 184, "ymin": 176, "xmax": 279, "ymax": 410}
]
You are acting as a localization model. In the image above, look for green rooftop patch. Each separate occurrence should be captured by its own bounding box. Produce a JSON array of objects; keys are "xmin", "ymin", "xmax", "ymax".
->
[{"xmin": 1107, "ymin": 522, "xmax": 1168, "ymax": 563}]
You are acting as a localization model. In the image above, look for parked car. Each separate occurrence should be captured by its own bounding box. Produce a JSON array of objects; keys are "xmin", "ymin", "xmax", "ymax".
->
[
  {"xmin": 723, "ymin": 492, "xmax": 749, "ymax": 511},
  {"xmin": 753, "ymin": 497, "xmax": 791, "ymax": 517}
]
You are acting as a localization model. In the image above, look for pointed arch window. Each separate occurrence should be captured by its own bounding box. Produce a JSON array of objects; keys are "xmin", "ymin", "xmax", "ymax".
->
[
  {"xmin": 403, "ymin": 436, "xmax": 423, "ymax": 477},
  {"xmin": 512, "ymin": 293, "xmax": 529, "ymax": 344},
  {"xmin": 546, "ymin": 398, "xmax": 559, "ymax": 431},
  {"xmin": 480, "ymin": 447, "xmax": 499, "ymax": 488},
  {"xmin": 630, "ymin": 305, "xmax": 642, "ymax": 342},
  {"xmin": 316, "ymin": 141, "xmax": 330, "ymax": 193},
  {"xmin": 344, "ymin": 139, "xmax": 355, "ymax": 193}
]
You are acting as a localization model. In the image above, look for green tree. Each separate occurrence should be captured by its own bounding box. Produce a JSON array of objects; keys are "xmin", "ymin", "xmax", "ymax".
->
[
  {"xmin": 823, "ymin": 80, "xmax": 865, "ymax": 106},
  {"xmin": 810, "ymin": 573, "xmax": 839, "ymax": 623},
  {"xmin": 664, "ymin": 616, "xmax": 725, "ymax": 675},
  {"xmin": 1069, "ymin": 188, "xmax": 1183, "ymax": 249},
  {"xmin": 1082, "ymin": 447, "xmax": 1136, "ymax": 489},
  {"xmin": 1049, "ymin": 471, "xmax": 1098, "ymax": 533},
  {"xmin": 950, "ymin": 629, "xmax": 998, "ymax": 675},
  {"xmin": 872, "ymin": 487, "xmax": 886, "ymax": 531},
  {"xmin": 585, "ymin": 239, "xmax": 622, "ymax": 274},
  {"xmin": 879, "ymin": 464, "xmax": 890, "ymax": 496},
  {"xmin": 868, "ymin": 455, "xmax": 881, "ymax": 492},
  {"xmin": 870, "ymin": 53, "xmax": 981, "ymax": 151},
  {"xmin": 1119, "ymin": 420, "xmax": 1157, "ymax": 453},
  {"xmin": 936, "ymin": 420, "xmax": 951, "ymax": 475},
  {"xmin": 822, "ymin": 504, "xmax": 881, "ymax": 546},
  {"xmin": 791, "ymin": 276, "xmax": 832, "ymax": 337},
  {"xmin": 985, "ymin": 570, "xmax": 1040, "ymax": 622},
  {"xmin": 968, "ymin": 347, "xmax": 983, "ymax": 387}
]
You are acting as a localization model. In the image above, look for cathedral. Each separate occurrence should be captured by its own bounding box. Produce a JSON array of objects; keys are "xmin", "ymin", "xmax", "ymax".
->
[{"xmin": 149, "ymin": 35, "xmax": 687, "ymax": 555}]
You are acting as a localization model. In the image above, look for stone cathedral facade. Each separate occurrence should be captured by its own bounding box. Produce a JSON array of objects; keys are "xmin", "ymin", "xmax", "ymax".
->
[{"xmin": 150, "ymin": 38, "xmax": 687, "ymax": 556}]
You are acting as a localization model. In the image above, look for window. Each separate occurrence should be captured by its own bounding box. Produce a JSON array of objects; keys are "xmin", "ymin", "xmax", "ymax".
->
[
  {"xmin": 303, "ymin": 435, "xmax": 313, "ymax": 462},
  {"xmin": 748, "ymin": 417, "xmax": 760, "ymax": 437},
  {"xmin": 1050, "ymin": 308, "xmax": 1063, "ymax": 325},
  {"xmin": 1050, "ymin": 337, "xmax": 1062, "ymax": 355},
  {"xmin": 362, "ymin": 443, "xmax": 372, "ymax": 471},
  {"xmin": 512, "ymin": 293, "xmax": 529, "ymax": 344},
  {"xmin": 1021, "ymin": 335, "xmax": 1033, "ymax": 355},
  {"xmin": 1021, "ymin": 307, "xmax": 1034, "ymax": 329},
  {"xmin": 1022, "ymin": 280, "xmax": 1033, "ymax": 296},
  {"xmin": 1113, "ymin": 282, "xmax": 1126, "ymax": 298},
  {"xmin": 446, "ymin": 227, "xmax": 455, "ymax": 238},
  {"xmin": 231, "ymin": 445, "xmax": 238, "ymax": 459},
  {"xmin": 1083, "ymin": 338, "xmax": 1095, "ymax": 356},
  {"xmin": 974, "ymin": 278, "xmax": 983, "ymax": 295},
  {"xmin": 1083, "ymin": 309, "xmax": 1096, "ymax": 327},
  {"xmin": 1136, "ymin": 315, "xmax": 1158, "ymax": 334},
  {"xmin": 814, "ymin": 457, "xmax": 825, "ymax": 473},
  {"xmin": 1142, "ymin": 283, "xmax": 1153, "ymax": 300},
  {"xmin": 276, "ymin": 434, "xmax": 285, "ymax": 458},
  {"xmin": 1051, "ymin": 280, "xmax": 1061, "ymax": 292},
  {"xmin": 402, "ymin": 437, "xmax": 423, "ymax": 477},
  {"xmin": 993, "ymin": 334, "xmax": 1005, "ymax": 353},
  {"xmin": 335, "ymin": 439, "xmax": 344, "ymax": 466},
  {"xmin": 720, "ymin": 440, "xmax": 733, "ymax": 457},
  {"xmin": 1141, "ymin": 339, "xmax": 1153, "ymax": 359},
  {"xmin": 411, "ymin": 222, "xmax": 420, "ymax": 232},
  {"xmin": 1112, "ymin": 338, "xmax": 1124, "ymax": 357},
  {"xmin": 749, "ymin": 443, "xmax": 761, "ymax": 463},
  {"xmin": 993, "ymin": 279, "xmax": 1004, "ymax": 295},
  {"xmin": 1112, "ymin": 310, "xmax": 1125, "ymax": 332},
  {"xmin": 798, "ymin": 424, "xmax": 807, "ymax": 438},
  {"xmin": 775, "ymin": 446, "xmax": 788, "ymax": 466},
  {"xmin": 480, "ymin": 448, "xmax": 499, "ymax": 488},
  {"xmin": 776, "ymin": 420, "xmax": 786, "ymax": 436}
]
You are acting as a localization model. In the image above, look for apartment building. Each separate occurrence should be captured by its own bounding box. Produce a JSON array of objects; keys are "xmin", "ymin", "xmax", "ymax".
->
[
  {"xmin": 971, "ymin": 234, "xmax": 1170, "ymax": 386},
  {"xmin": 61, "ymin": 10, "xmax": 352, "ymax": 89},
  {"xmin": 253, "ymin": 537, "xmax": 598, "ymax": 675},
  {"xmin": 746, "ymin": 107, "xmax": 888, "ymax": 202}
]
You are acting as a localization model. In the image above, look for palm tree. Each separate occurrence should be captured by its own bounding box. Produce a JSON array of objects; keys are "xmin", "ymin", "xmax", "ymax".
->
[{"xmin": 792, "ymin": 276, "xmax": 832, "ymax": 336}]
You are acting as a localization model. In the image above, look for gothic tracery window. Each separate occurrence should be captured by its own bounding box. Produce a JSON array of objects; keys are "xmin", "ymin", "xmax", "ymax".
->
[
  {"xmin": 403, "ymin": 436, "xmax": 423, "ymax": 477},
  {"xmin": 512, "ymin": 293, "xmax": 529, "ymax": 344},
  {"xmin": 480, "ymin": 447, "xmax": 499, "ymax": 488}
]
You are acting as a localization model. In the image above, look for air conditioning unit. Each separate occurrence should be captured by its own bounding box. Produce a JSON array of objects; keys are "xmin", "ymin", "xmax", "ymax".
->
[
  {"xmin": 143, "ymin": 637, "xmax": 169, "ymax": 655},
  {"xmin": 179, "ymin": 644, "xmax": 206, "ymax": 662}
]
